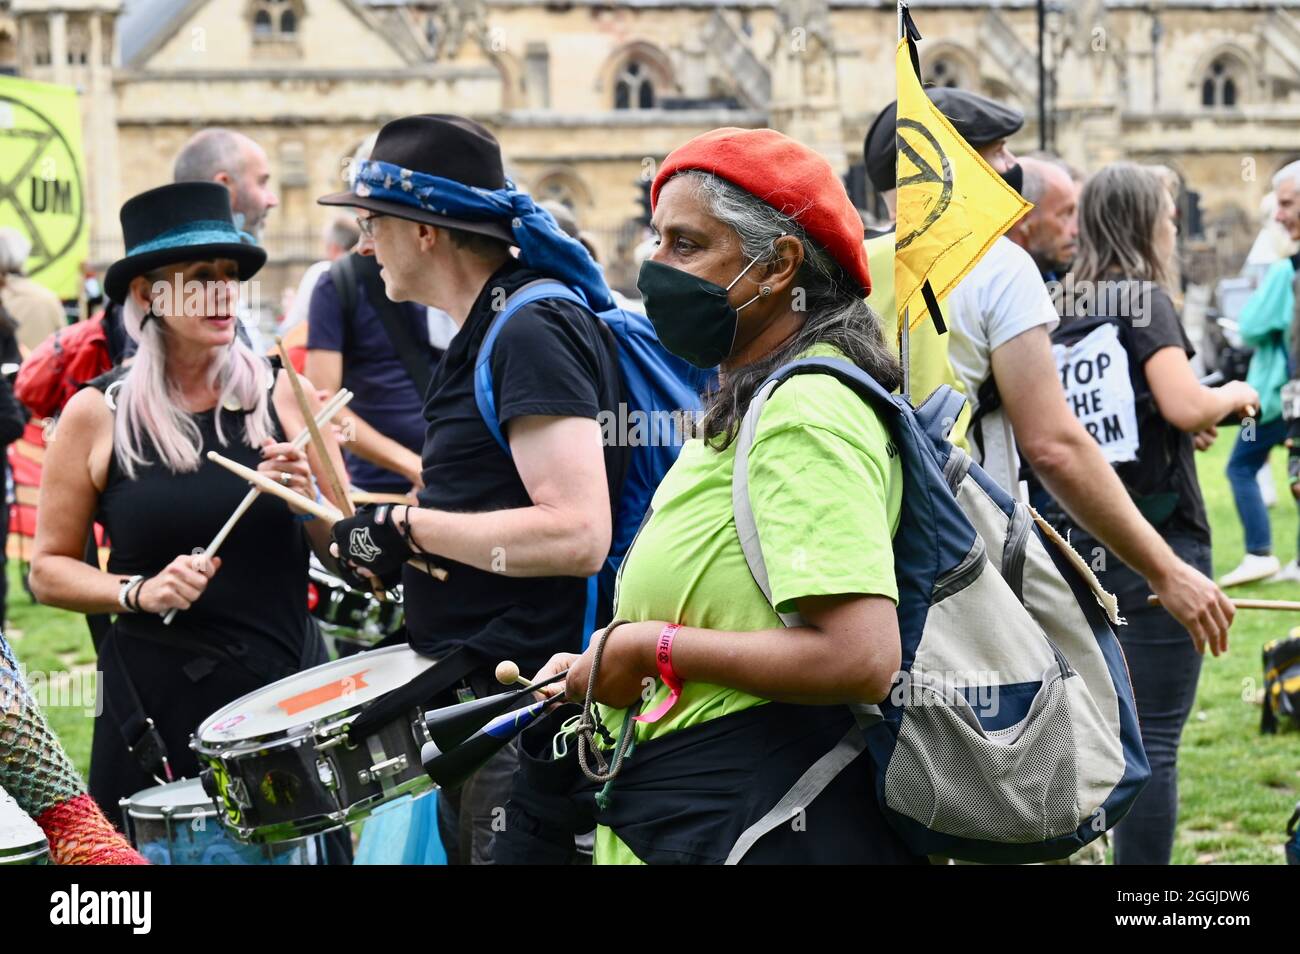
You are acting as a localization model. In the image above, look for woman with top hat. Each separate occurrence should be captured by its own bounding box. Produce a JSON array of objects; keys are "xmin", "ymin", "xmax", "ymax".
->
[
  {"xmin": 517, "ymin": 128, "xmax": 927, "ymax": 864},
  {"xmin": 29, "ymin": 182, "xmax": 350, "ymax": 830}
]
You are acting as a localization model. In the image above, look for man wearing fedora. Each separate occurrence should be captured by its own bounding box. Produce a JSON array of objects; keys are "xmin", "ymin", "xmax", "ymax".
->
[{"xmin": 320, "ymin": 114, "xmax": 625, "ymax": 864}]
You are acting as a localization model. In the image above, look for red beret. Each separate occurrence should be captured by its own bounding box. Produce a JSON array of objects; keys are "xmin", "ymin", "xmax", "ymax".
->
[{"xmin": 651, "ymin": 127, "xmax": 871, "ymax": 296}]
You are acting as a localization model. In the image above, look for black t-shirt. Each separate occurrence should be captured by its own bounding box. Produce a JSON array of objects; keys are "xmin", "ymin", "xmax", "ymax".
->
[
  {"xmin": 403, "ymin": 261, "xmax": 626, "ymax": 676},
  {"xmin": 1045, "ymin": 280, "xmax": 1210, "ymax": 545}
]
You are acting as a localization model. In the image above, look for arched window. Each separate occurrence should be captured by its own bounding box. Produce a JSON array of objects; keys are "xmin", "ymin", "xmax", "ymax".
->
[
  {"xmin": 533, "ymin": 170, "xmax": 593, "ymax": 217},
  {"xmin": 67, "ymin": 20, "xmax": 89, "ymax": 65},
  {"xmin": 252, "ymin": 0, "xmax": 300, "ymax": 41},
  {"xmin": 615, "ymin": 60, "xmax": 656, "ymax": 110},
  {"xmin": 924, "ymin": 56, "xmax": 963, "ymax": 89},
  {"xmin": 1201, "ymin": 55, "xmax": 1244, "ymax": 108},
  {"xmin": 31, "ymin": 21, "xmax": 51, "ymax": 66}
]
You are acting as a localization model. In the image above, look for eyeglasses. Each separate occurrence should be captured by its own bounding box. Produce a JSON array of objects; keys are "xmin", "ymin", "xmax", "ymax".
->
[{"xmin": 356, "ymin": 213, "xmax": 387, "ymax": 237}]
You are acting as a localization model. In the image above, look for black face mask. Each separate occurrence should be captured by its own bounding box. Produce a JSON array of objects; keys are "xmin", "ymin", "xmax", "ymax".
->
[{"xmin": 636, "ymin": 252, "xmax": 767, "ymax": 369}]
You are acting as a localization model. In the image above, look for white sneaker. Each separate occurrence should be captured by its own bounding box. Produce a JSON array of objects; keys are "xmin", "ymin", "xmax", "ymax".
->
[
  {"xmin": 1220, "ymin": 553, "xmax": 1282, "ymax": 588},
  {"xmin": 1259, "ymin": 465, "xmax": 1278, "ymax": 509},
  {"xmin": 1267, "ymin": 559, "xmax": 1300, "ymax": 584}
]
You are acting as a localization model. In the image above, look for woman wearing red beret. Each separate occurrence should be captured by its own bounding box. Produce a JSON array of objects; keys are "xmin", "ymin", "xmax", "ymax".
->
[{"xmin": 527, "ymin": 129, "xmax": 926, "ymax": 864}]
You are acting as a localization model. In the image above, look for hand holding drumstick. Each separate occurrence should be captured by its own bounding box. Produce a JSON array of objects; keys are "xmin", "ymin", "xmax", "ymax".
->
[{"xmin": 206, "ymin": 451, "xmax": 447, "ymax": 581}]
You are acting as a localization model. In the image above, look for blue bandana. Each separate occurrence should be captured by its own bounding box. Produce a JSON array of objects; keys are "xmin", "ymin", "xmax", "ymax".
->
[{"xmin": 351, "ymin": 159, "xmax": 614, "ymax": 312}]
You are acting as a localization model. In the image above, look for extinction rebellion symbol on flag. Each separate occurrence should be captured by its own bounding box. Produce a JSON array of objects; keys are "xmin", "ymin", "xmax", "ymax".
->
[
  {"xmin": 0, "ymin": 77, "xmax": 88, "ymax": 298},
  {"xmin": 895, "ymin": 118, "xmax": 955, "ymax": 252}
]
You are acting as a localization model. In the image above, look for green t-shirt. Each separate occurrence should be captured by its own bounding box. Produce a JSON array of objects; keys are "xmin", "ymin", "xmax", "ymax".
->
[{"xmin": 593, "ymin": 344, "xmax": 903, "ymax": 864}]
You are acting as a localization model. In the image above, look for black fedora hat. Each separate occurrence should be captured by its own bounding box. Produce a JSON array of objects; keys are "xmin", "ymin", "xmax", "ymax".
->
[
  {"xmin": 105, "ymin": 182, "xmax": 266, "ymax": 304},
  {"xmin": 318, "ymin": 114, "xmax": 515, "ymax": 244}
]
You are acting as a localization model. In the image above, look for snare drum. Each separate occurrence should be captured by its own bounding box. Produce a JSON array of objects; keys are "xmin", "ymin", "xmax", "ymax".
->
[
  {"xmin": 121, "ymin": 777, "xmax": 312, "ymax": 865},
  {"xmin": 308, "ymin": 555, "xmax": 404, "ymax": 648},
  {"xmin": 192, "ymin": 645, "xmax": 437, "ymax": 844},
  {"xmin": 0, "ymin": 785, "xmax": 47, "ymax": 865}
]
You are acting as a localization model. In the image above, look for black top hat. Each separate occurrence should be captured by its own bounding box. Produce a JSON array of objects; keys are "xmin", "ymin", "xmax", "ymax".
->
[
  {"xmin": 104, "ymin": 182, "xmax": 266, "ymax": 304},
  {"xmin": 864, "ymin": 88, "xmax": 1026, "ymax": 193},
  {"xmin": 317, "ymin": 114, "xmax": 514, "ymax": 244}
]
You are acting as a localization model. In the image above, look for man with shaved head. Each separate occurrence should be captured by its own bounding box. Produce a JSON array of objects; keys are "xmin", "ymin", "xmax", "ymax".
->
[
  {"xmin": 174, "ymin": 128, "xmax": 278, "ymax": 240},
  {"xmin": 173, "ymin": 129, "xmax": 280, "ymax": 350},
  {"xmin": 1010, "ymin": 156, "xmax": 1080, "ymax": 280}
]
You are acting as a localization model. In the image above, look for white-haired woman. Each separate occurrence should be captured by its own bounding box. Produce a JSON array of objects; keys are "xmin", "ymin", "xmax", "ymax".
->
[{"xmin": 30, "ymin": 183, "xmax": 348, "ymax": 826}]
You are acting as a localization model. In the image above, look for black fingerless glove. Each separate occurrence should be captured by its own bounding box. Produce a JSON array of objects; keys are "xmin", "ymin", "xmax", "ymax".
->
[{"xmin": 330, "ymin": 505, "xmax": 411, "ymax": 591}]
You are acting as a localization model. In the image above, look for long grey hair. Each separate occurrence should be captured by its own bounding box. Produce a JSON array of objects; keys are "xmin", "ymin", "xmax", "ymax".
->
[{"xmin": 675, "ymin": 171, "xmax": 901, "ymax": 449}]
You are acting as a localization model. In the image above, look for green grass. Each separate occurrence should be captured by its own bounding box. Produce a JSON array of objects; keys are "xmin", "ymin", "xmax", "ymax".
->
[
  {"xmin": 1176, "ymin": 430, "xmax": 1298, "ymax": 864},
  {"xmin": 4, "ymin": 432, "xmax": 1298, "ymax": 863}
]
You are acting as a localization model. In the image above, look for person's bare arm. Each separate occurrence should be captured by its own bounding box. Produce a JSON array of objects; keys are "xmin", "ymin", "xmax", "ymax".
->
[
  {"xmin": 29, "ymin": 388, "xmax": 219, "ymax": 614},
  {"xmin": 395, "ymin": 415, "xmax": 610, "ymax": 577},
  {"xmin": 305, "ymin": 348, "xmax": 423, "ymax": 487},
  {"xmin": 992, "ymin": 326, "xmax": 1233, "ymax": 654},
  {"xmin": 1144, "ymin": 347, "xmax": 1259, "ymax": 433},
  {"xmin": 532, "ymin": 593, "xmax": 902, "ymax": 709}
]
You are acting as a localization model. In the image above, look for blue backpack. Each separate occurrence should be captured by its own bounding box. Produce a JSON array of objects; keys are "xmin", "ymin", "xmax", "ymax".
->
[
  {"xmin": 731, "ymin": 357, "xmax": 1151, "ymax": 864},
  {"xmin": 474, "ymin": 280, "xmax": 711, "ymax": 642}
]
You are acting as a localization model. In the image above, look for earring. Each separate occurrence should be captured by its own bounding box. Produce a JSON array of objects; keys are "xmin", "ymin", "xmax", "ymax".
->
[{"xmin": 760, "ymin": 286, "xmax": 772, "ymax": 297}]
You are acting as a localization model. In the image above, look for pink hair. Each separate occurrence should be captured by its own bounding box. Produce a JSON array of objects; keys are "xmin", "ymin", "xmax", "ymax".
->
[{"xmin": 115, "ymin": 289, "xmax": 275, "ymax": 478}]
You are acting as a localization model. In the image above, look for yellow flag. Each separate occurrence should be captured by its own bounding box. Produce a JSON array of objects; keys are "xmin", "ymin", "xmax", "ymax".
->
[
  {"xmin": 0, "ymin": 76, "xmax": 88, "ymax": 299},
  {"xmin": 894, "ymin": 39, "xmax": 1030, "ymax": 330}
]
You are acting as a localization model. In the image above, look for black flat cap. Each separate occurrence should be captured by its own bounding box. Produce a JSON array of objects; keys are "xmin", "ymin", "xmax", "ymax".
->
[{"xmin": 864, "ymin": 88, "xmax": 1025, "ymax": 192}]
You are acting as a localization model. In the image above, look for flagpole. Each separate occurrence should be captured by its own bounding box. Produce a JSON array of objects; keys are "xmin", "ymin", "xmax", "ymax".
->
[{"xmin": 897, "ymin": 3, "xmax": 911, "ymax": 404}]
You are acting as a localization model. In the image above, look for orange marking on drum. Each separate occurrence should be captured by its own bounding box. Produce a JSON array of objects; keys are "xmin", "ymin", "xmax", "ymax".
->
[{"xmin": 275, "ymin": 670, "xmax": 372, "ymax": 716}]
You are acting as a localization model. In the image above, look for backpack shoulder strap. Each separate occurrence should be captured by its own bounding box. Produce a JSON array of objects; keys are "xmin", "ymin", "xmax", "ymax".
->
[
  {"xmin": 914, "ymin": 384, "xmax": 968, "ymax": 446},
  {"xmin": 329, "ymin": 254, "xmax": 358, "ymax": 325},
  {"xmin": 346, "ymin": 256, "xmax": 438, "ymax": 401},
  {"xmin": 473, "ymin": 279, "xmax": 585, "ymax": 456},
  {"xmin": 732, "ymin": 356, "xmax": 899, "ymax": 631}
]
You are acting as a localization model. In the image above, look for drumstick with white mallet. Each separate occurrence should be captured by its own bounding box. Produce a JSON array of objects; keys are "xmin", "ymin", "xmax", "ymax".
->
[
  {"xmin": 1148, "ymin": 595, "xmax": 1300, "ymax": 612},
  {"xmin": 163, "ymin": 388, "xmax": 354, "ymax": 624},
  {"xmin": 206, "ymin": 451, "xmax": 449, "ymax": 580},
  {"xmin": 275, "ymin": 336, "xmax": 389, "ymax": 605}
]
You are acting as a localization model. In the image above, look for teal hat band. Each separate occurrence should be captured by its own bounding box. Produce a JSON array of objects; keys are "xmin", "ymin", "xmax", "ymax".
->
[{"xmin": 125, "ymin": 219, "xmax": 250, "ymax": 257}]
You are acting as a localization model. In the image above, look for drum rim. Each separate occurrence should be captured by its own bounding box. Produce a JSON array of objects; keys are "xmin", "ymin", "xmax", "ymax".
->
[
  {"xmin": 0, "ymin": 839, "xmax": 49, "ymax": 863},
  {"xmin": 217, "ymin": 776, "xmax": 435, "ymax": 844},
  {"xmin": 192, "ymin": 644, "xmax": 434, "ymax": 750}
]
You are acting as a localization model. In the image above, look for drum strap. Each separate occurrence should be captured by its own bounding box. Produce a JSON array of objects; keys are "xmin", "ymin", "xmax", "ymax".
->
[
  {"xmin": 344, "ymin": 645, "xmax": 478, "ymax": 744},
  {"xmin": 103, "ymin": 625, "xmax": 303, "ymax": 781},
  {"xmin": 100, "ymin": 634, "xmax": 173, "ymax": 782}
]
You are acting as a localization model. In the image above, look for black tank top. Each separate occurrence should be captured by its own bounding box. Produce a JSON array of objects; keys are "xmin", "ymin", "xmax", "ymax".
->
[{"xmin": 95, "ymin": 366, "xmax": 315, "ymax": 673}]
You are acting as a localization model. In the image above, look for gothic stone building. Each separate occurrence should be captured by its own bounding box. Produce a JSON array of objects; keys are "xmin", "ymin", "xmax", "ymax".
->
[{"xmin": 3, "ymin": 0, "xmax": 1299, "ymax": 298}]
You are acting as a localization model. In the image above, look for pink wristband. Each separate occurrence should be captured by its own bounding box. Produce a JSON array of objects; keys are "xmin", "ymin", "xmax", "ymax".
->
[{"xmin": 634, "ymin": 624, "xmax": 683, "ymax": 724}]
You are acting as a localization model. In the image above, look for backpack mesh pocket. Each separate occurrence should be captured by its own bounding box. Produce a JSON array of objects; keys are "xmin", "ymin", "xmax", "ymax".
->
[{"xmin": 883, "ymin": 665, "xmax": 1081, "ymax": 843}]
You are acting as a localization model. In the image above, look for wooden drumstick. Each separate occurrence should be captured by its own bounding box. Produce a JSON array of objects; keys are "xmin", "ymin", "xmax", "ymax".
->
[
  {"xmin": 275, "ymin": 337, "xmax": 353, "ymax": 517},
  {"xmin": 163, "ymin": 389, "xmax": 354, "ymax": 625},
  {"xmin": 206, "ymin": 451, "xmax": 449, "ymax": 580},
  {"xmin": 495, "ymin": 660, "xmax": 533, "ymax": 689},
  {"xmin": 274, "ymin": 337, "xmax": 389, "ymax": 604},
  {"xmin": 1148, "ymin": 595, "xmax": 1300, "ymax": 612}
]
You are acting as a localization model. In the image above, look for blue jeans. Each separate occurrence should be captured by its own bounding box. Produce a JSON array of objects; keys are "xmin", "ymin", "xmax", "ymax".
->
[
  {"xmin": 1091, "ymin": 535, "xmax": 1210, "ymax": 865},
  {"xmin": 1226, "ymin": 417, "xmax": 1300, "ymax": 555}
]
